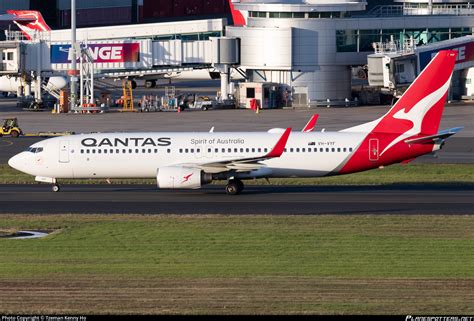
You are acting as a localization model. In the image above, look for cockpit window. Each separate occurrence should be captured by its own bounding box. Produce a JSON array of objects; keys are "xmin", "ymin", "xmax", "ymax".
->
[{"xmin": 26, "ymin": 147, "xmax": 44, "ymax": 153}]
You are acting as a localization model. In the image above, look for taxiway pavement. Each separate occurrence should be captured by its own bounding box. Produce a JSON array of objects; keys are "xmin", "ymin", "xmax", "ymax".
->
[{"xmin": 0, "ymin": 184, "xmax": 472, "ymax": 215}]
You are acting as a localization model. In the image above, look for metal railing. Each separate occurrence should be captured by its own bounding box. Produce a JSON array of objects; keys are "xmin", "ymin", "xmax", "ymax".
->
[
  {"xmin": 4, "ymin": 30, "xmax": 51, "ymax": 42},
  {"xmin": 372, "ymin": 36, "xmax": 416, "ymax": 55},
  {"xmin": 365, "ymin": 4, "xmax": 474, "ymax": 17}
]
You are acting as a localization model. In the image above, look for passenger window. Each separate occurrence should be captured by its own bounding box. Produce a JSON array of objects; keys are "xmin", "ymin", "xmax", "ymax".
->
[
  {"xmin": 252, "ymin": 148, "xmax": 255, "ymax": 153},
  {"xmin": 326, "ymin": 148, "xmax": 329, "ymax": 152},
  {"xmin": 86, "ymin": 150, "xmax": 90, "ymax": 154},
  {"xmin": 290, "ymin": 148, "xmax": 294, "ymax": 152},
  {"xmin": 215, "ymin": 148, "xmax": 219, "ymax": 153},
  {"xmin": 228, "ymin": 148, "xmax": 232, "ymax": 153},
  {"xmin": 349, "ymin": 148, "xmax": 353, "ymax": 152},
  {"xmin": 153, "ymin": 149, "xmax": 157, "ymax": 153},
  {"xmin": 191, "ymin": 149, "xmax": 194, "ymax": 153},
  {"xmin": 135, "ymin": 149, "xmax": 139, "ymax": 153},
  {"xmin": 331, "ymin": 148, "xmax": 335, "ymax": 152},
  {"xmin": 208, "ymin": 148, "xmax": 212, "ymax": 153},
  {"xmin": 258, "ymin": 148, "xmax": 262, "ymax": 153},
  {"xmin": 104, "ymin": 150, "xmax": 108, "ymax": 154},
  {"xmin": 179, "ymin": 149, "xmax": 183, "ymax": 153},
  {"xmin": 234, "ymin": 148, "xmax": 238, "ymax": 153},
  {"xmin": 80, "ymin": 150, "xmax": 84, "ymax": 154},
  {"xmin": 240, "ymin": 148, "xmax": 244, "ymax": 153},
  {"xmin": 222, "ymin": 148, "xmax": 225, "ymax": 153},
  {"xmin": 284, "ymin": 148, "xmax": 287, "ymax": 152},
  {"xmin": 92, "ymin": 150, "xmax": 96, "ymax": 154},
  {"xmin": 264, "ymin": 148, "xmax": 268, "ymax": 153},
  {"xmin": 343, "ymin": 148, "xmax": 347, "ymax": 152},
  {"xmin": 197, "ymin": 149, "xmax": 200, "ymax": 153},
  {"xmin": 167, "ymin": 149, "xmax": 171, "ymax": 154},
  {"xmin": 246, "ymin": 148, "xmax": 250, "ymax": 153},
  {"xmin": 302, "ymin": 148, "xmax": 306, "ymax": 152},
  {"xmin": 337, "ymin": 148, "xmax": 341, "ymax": 152},
  {"xmin": 185, "ymin": 149, "xmax": 189, "ymax": 153}
]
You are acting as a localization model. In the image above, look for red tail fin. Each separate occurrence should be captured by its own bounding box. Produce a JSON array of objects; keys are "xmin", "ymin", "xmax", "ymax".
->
[
  {"xmin": 376, "ymin": 50, "xmax": 457, "ymax": 137},
  {"xmin": 6, "ymin": 10, "xmax": 51, "ymax": 40},
  {"xmin": 228, "ymin": 0, "xmax": 246, "ymax": 26},
  {"xmin": 340, "ymin": 50, "xmax": 458, "ymax": 173}
]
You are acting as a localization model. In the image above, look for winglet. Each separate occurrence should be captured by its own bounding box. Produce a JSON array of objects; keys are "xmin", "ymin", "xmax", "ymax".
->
[
  {"xmin": 266, "ymin": 128, "xmax": 292, "ymax": 158},
  {"xmin": 302, "ymin": 114, "xmax": 319, "ymax": 132}
]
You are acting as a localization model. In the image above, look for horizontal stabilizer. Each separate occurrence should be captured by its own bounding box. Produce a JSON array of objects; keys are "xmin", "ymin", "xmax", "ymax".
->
[{"xmin": 405, "ymin": 127, "xmax": 463, "ymax": 145}]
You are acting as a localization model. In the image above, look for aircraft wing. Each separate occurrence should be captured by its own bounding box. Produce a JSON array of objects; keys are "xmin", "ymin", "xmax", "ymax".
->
[
  {"xmin": 405, "ymin": 127, "xmax": 463, "ymax": 145},
  {"xmin": 181, "ymin": 128, "xmax": 292, "ymax": 174}
]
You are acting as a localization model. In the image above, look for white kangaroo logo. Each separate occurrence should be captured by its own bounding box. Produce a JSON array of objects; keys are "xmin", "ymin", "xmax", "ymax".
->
[{"xmin": 379, "ymin": 76, "xmax": 452, "ymax": 157}]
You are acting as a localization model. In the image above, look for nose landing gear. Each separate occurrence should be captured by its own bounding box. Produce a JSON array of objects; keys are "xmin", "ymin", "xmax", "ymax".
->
[{"xmin": 225, "ymin": 179, "xmax": 244, "ymax": 195}]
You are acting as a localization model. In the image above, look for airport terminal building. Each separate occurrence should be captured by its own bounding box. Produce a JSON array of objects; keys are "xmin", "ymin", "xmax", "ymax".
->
[
  {"xmin": 227, "ymin": 0, "xmax": 474, "ymax": 105},
  {"xmin": 1, "ymin": 0, "xmax": 473, "ymax": 106}
]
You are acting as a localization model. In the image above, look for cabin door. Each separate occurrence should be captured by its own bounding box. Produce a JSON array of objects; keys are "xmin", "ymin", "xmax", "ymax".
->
[
  {"xmin": 59, "ymin": 141, "xmax": 70, "ymax": 163},
  {"xmin": 369, "ymin": 139, "xmax": 379, "ymax": 162}
]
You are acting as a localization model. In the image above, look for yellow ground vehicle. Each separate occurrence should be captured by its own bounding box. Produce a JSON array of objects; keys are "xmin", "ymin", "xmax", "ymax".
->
[{"xmin": 0, "ymin": 118, "xmax": 22, "ymax": 138}]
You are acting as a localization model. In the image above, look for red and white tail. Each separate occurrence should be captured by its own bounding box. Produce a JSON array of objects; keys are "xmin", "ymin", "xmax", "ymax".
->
[
  {"xmin": 6, "ymin": 10, "xmax": 51, "ymax": 40},
  {"xmin": 339, "ymin": 50, "xmax": 458, "ymax": 173},
  {"xmin": 344, "ymin": 50, "xmax": 457, "ymax": 137},
  {"xmin": 228, "ymin": 0, "xmax": 247, "ymax": 26}
]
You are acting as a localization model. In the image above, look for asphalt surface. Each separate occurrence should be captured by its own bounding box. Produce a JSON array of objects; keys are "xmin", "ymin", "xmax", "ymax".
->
[{"xmin": 0, "ymin": 184, "xmax": 472, "ymax": 215}]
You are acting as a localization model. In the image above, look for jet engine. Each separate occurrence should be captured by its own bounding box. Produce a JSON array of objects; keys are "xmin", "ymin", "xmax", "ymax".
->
[
  {"xmin": 0, "ymin": 76, "xmax": 68, "ymax": 93},
  {"xmin": 157, "ymin": 166, "xmax": 212, "ymax": 189}
]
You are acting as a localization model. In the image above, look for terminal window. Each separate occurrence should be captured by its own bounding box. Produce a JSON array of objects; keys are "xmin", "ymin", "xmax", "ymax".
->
[{"xmin": 247, "ymin": 88, "xmax": 256, "ymax": 99}]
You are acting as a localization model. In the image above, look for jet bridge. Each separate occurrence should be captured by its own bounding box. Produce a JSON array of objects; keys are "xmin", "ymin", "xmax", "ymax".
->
[
  {"xmin": 367, "ymin": 35, "xmax": 474, "ymax": 99},
  {"xmin": 0, "ymin": 18, "xmax": 240, "ymax": 102}
]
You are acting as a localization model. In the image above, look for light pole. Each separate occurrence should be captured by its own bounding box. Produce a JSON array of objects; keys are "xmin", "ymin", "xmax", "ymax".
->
[{"xmin": 69, "ymin": 0, "xmax": 78, "ymax": 112}]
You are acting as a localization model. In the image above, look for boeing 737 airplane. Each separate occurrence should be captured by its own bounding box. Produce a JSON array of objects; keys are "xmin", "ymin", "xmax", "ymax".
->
[{"xmin": 8, "ymin": 50, "xmax": 462, "ymax": 195}]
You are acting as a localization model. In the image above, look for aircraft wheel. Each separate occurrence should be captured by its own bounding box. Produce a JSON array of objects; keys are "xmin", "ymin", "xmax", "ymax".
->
[
  {"xmin": 52, "ymin": 184, "xmax": 60, "ymax": 193},
  {"xmin": 145, "ymin": 80, "xmax": 156, "ymax": 89},
  {"xmin": 226, "ymin": 180, "xmax": 243, "ymax": 195}
]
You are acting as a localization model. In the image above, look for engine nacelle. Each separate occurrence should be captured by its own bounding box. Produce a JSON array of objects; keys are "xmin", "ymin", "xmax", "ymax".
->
[{"xmin": 157, "ymin": 166, "xmax": 212, "ymax": 189}]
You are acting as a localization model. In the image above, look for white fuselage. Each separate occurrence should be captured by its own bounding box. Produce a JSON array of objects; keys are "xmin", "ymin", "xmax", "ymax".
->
[{"xmin": 9, "ymin": 131, "xmax": 365, "ymax": 180}]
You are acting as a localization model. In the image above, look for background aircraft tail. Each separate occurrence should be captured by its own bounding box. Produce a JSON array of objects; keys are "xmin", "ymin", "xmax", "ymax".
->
[
  {"xmin": 228, "ymin": 0, "xmax": 247, "ymax": 26},
  {"xmin": 6, "ymin": 10, "xmax": 51, "ymax": 40}
]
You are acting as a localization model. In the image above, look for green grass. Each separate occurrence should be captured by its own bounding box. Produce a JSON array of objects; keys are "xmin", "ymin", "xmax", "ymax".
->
[
  {"xmin": 1, "ymin": 163, "xmax": 474, "ymax": 185},
  {"xmin": 0, "ymin": 215, "xmax": 473, "ymax": 314}
]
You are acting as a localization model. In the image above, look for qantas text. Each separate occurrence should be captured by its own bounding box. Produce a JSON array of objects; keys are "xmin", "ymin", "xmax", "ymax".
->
[{"xmin": 81, "ymin": 137, "xmax": 172, "ymax": 147}]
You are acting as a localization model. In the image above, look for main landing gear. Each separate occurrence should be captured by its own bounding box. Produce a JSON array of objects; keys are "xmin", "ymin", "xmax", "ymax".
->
[
  {"xmin": 52, "ymin": 184, "xmax": 60, "ymax": 192},
  {"xmin": 225, "ymin": 179, "xmax": 244, "ymax": 195}
]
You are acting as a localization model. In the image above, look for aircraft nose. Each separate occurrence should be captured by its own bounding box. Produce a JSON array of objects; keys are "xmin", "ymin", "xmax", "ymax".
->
[{"xmin": 8, "ymin": 153, "xmax": 25, "ymax": 172}]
